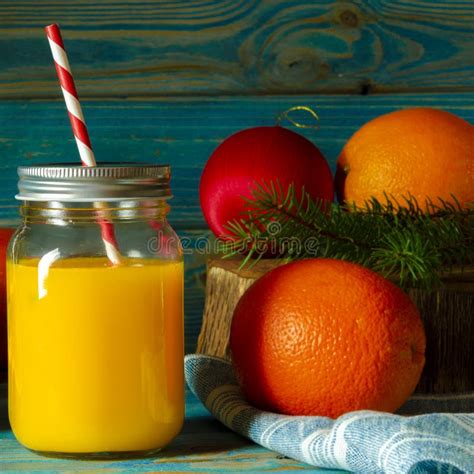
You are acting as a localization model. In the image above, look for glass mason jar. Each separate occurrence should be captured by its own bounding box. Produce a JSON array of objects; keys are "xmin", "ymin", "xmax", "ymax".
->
[{"xmin": 7, "ymin": 164, "xmax": 184, "ymax": 458}]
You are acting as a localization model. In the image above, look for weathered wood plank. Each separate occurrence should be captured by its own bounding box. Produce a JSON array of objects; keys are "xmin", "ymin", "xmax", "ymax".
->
[
  {"xmin": 181, "ymin": 230, "xmax": 208, "ymax": 352},
  {"xmin": 0, "ymin": 384, "xmax": 339, "ymax": 472},
  {"xmin": 0, "ymin": 0, "xmax": 473, "ymax": 98},
  {"xmin": 1, "ymin": 94, "xmax": 473, "ymax": 228}
]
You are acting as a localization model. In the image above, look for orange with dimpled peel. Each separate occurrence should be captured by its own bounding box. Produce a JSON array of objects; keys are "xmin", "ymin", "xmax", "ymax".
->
[
  {"xmin": 336, "ymin": 108, "xmax": 474, "ymax": 210},
  {"xmin": 230, "ymin": 258, "xmax": 426, "ymax": 418}
]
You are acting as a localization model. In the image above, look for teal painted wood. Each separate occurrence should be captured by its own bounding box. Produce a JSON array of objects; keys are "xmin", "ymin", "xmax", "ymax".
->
[
  {"xmin": 182, "ymin": 230, "xmax": 208, "ymax": 352},
  {"xmin": 0, "ymin": 1, "xmax": 473, "ymax": 98},
  {"xmin": 1, "ymin": 94, "xmax": 473, "ymax": 228},
  {"xmin": 0, "ymin": 384, "xmax": 341, "ymax": 472},
  {"xmin": 1, "ymin": 93, "xmax": 473, "ymax": 352}
]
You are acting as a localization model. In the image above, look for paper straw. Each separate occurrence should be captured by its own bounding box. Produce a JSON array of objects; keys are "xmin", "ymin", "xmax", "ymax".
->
[{"xmin": 45, "ymin": 23, "xmax": 121, "ymax": 264}]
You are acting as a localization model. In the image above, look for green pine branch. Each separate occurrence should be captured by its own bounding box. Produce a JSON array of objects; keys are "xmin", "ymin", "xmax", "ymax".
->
[{"xmin": 221, "ymin": 181, "xmax": 473, "ymax": 289}]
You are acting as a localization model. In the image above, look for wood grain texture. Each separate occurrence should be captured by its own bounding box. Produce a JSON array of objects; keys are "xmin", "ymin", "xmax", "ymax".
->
[
  {"xmin": 1, "ymin": 94, "xmax": 473, "ymax": 228},
  {"xmin": 197, "ymin": 259, "xmax": 287, "ymax": 358},
  {"xmin": 182, "ymin": 230, "xmax": 209, "ymax": 352},
  {"xmin": 0, "ymin": 0, "xmax": 473, "ymax": 98},
  {"xmin": 411, "ymin": 285, "xmax": 474, "ymax": 393},
  {"xmin": 0, "ymin": 384, "xmax": 339, "ymax": 472}
]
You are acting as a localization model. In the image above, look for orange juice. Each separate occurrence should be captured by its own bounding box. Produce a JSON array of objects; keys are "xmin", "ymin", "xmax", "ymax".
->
[{"xmin": 7, "ymin": 257, "xmax": 184, "ymax": 455}]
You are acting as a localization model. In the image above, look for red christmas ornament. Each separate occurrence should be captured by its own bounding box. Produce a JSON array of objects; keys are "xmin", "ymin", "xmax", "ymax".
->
[{"xmin": 200, "ymin": 126, "xmax": 334, "ymax": 238}]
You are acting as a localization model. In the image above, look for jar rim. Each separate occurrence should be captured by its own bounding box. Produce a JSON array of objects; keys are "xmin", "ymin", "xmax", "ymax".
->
[{"xmin": 16, "ymin": 163, "xmax": 172, "ymax": 202}]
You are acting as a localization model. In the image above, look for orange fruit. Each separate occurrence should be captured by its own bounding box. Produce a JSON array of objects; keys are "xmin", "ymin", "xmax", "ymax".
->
[
  {"xmin": 230, "ymin": 258, "xmax": 426, "ymax": 418},
  {"xmin": 336, "ymin": 108, "xmax": 474, "ymax": 210}
]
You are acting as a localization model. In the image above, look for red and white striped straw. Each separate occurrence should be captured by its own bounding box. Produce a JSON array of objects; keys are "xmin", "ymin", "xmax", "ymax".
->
[{"xmin": 45, "ymin": 23, "xmax": 121, "ymax": 264}]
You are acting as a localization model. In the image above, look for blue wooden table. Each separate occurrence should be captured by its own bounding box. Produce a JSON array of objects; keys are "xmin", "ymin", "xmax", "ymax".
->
[{"xmin": 0, "ymin": 382, "xmax": 340, "ymax": 472}]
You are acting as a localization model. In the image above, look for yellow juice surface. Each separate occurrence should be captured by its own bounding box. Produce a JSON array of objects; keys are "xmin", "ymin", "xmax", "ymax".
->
[{"xmin": 7, "ymin": 257, "xmax": 184, "ymax": 454}]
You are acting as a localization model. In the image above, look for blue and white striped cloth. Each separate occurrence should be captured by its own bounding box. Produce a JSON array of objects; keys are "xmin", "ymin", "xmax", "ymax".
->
[{"xmin": 185, "ymin": 354, "xmax": 474, "ymax": 474}]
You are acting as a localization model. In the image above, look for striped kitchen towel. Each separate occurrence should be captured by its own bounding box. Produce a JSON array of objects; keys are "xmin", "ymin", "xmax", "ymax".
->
[{"xmin": 184, "ymin": 354, "xmax": 474, "ymax": 474}]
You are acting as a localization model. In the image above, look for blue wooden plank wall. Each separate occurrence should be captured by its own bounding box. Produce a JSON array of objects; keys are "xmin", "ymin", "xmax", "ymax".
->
[
  {"xmin": 0, "ymin": 1, "xmax": 473, "ymax": 351},
  {"xmin": 0, "ymin": 1, "xmax": 473, "ymax": 97}
]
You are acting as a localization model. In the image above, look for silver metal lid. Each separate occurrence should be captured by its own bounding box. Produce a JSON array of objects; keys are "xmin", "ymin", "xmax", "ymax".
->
[{"xmin": 16, "ymin": 163, "xmax": 172, "ymax": 202}]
